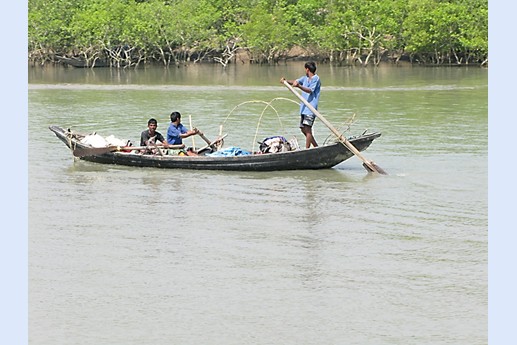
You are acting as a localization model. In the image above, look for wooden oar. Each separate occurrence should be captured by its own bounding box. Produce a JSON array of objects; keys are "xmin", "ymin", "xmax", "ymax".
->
[
  {"xmin": 197, "ymin": 134, "xmax": 228, "ymax": 153},
  {"xmin": 182, "ymin": 123, "xmax": 213, "ymax": 150},
  {"xmin": 152, "ymin": 142, "xmax": 164, "ymax": 156},
  {"xmin": 198, "ymin": 131, "xmax": 213, "ymax": 146},
  {"xmin": 282, "ymin": 79, "xmax": 387, "ymax": 175},
  {"xmin": 73, "ymin": 144, "xmax": 184, "ymax": 157},
  {"xmin": 189, "ymin": 115, "xmax": 196, "ymax": 149}
]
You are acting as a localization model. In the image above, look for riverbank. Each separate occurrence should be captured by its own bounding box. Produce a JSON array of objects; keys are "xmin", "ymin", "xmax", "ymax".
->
[{"xmin": 32, "ymin": 49, "xmax": 488, "ymax": 70}]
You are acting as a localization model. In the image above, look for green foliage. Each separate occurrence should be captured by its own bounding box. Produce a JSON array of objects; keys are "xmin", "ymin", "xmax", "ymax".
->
[
  {"xmin": 241, "ymin": 1, "xmax": 298, "ymax": 63},
  {"xmin": 403, "ymin": 0, "xmax": 487, "ymax": 63},
  {"xmin": 28, "ymin": 0, "xmax": 488, "ymax": 66},
  {"xmin": 28, "ymin": 0, "xmax": 79, "ymax": 52}
]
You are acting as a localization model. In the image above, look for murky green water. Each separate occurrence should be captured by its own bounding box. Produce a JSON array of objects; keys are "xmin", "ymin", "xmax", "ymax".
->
[{"xmin": 29, "ymin": 63, "xmax": 487, "ymax": 345}]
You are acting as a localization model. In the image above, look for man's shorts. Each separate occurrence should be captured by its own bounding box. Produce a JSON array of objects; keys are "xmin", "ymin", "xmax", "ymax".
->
[{"xmin": 300, "ymin": 114, "xmax": 316, "ymax": 127}]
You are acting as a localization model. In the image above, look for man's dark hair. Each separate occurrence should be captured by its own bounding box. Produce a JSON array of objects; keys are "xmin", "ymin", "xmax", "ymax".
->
[
  {"xmin": 148, "ymin": 118, "xmax": 158, "ymax": 125},
  {"xmin": 305, "ymin": 61, "xmax": 317, "ymax": 73},
  {"xmin": 170, "ymin": 111, "xmax": 181, "ymax": 122}
]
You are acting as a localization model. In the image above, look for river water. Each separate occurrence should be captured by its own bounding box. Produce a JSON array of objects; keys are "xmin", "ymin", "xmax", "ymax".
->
[{"xmin": 28, "ymin": 63, "xmax": 487, "ymax": 345}]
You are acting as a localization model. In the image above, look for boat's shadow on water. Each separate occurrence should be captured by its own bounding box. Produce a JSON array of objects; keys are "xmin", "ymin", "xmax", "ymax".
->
[
  {"xmin": 63, "ymin": 157, "xmax": 390, "ymax": 188},
  {"xmin": 204, "ymin": 166, "xmax": 383, "ymax": 186},
  {"xmin": 68, "ymin": 157, "xmax": 381, "ymax": 175}
]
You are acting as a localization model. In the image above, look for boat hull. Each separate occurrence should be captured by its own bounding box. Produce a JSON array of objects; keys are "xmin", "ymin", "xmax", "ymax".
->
[{"xmin": 49, "ymin": 125, "xmax": 381, "ymax": 171}]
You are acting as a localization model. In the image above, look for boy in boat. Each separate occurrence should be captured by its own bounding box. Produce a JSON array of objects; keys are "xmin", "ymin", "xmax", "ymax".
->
[
  {"xmin": 140, "ymin": 118, "xmax": 169, "ymax": 154},
  {"xmin": 280, "ymin": 61, "xmax": 321, "ymax": 149}
]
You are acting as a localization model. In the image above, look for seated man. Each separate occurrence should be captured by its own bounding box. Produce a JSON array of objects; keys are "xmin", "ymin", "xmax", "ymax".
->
[
  {"xmin": 167, "ymin": 111, "xmax": 199, "ymax": 155},
  {"xmin": 140, "ymin": 118, "xmax": 169, "ymax": 154}
]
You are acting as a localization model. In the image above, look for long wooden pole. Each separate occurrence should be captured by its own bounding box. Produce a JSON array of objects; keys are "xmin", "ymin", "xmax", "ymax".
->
[{"xmin": 282, "ymin": 80, "xmax": 387, "ymax": 174}]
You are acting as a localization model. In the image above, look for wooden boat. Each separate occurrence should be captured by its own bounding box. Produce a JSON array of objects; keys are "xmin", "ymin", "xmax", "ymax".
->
[{"xmin": 49, "ymin": 125, "xmax": 381, "ymax": 171}]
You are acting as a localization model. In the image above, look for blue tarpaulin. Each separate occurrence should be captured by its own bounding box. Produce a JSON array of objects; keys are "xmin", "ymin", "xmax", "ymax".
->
[{"xmin": 206, "ymin": 146, "xmax": 252, "ymax": 157}]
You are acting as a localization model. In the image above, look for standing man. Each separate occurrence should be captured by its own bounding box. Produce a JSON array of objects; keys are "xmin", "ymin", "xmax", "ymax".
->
[{"xmin": 281, "ymin": 61, "xmax": 320, "ymax": 148}]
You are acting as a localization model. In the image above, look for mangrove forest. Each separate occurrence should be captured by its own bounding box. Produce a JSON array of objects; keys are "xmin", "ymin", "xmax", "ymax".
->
[{"xmin": 28, "ymin": 0, "xmax": 488, "ymax": 68}]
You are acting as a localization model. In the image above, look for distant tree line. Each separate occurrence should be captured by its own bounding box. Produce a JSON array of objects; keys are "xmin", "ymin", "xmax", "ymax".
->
[{"xmin": 28, "ymin": 0, "xmax": 488, "ymax": 68}]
